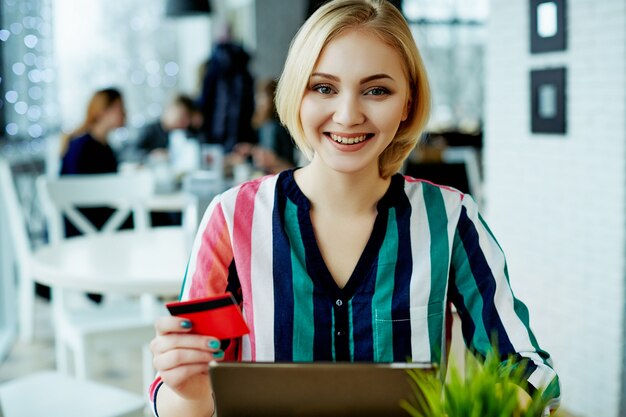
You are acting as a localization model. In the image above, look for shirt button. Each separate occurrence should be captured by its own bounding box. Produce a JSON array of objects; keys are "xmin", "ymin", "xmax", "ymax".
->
[
  {"xmin": 336, "ymin": 330, "xmax": 345, "ymax": 337},
  {"xmin": 335, "ymin": 299, "xmax": 343, "ymax": 307}
]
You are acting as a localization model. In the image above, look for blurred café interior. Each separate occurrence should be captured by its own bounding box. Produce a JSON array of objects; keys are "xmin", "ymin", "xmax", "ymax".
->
[{"xmin": 0, "ymin": 0, "xmax": 624, "ymax": 416}]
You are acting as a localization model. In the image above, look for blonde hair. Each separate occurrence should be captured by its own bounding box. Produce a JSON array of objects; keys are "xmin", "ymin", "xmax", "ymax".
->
[{"xmin": 275, "ymin": 0, "xmax": 431, "ymax": 178}]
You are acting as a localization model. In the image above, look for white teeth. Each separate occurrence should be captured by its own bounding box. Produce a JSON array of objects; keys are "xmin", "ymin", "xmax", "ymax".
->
[{"xmin": 329, "ymin": 133, "xmax": 367, "ymax": 144}]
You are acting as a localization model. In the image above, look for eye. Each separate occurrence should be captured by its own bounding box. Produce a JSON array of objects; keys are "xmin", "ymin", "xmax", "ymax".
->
[
  {"xmin": 365, "ymin": 87, "xmax": 389, "ymax": 96},
  {"xmin": 313, "ymin": 84, "xmax": 334, "ymax": 95}
]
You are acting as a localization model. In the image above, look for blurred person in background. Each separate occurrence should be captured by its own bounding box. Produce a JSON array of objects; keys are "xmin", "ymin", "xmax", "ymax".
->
[
  {"xmin": 196, "ymin": 23, "xmax": 255, "ymax": 153},
  {"xmin": 252, "ymin": 79, "xmax": 296, "ymax": 168},
  {"xmin": 53, "ymin": 88, "xmax": 127, "ymax": 303},
  {"xmin": 229, "ymin": 78, "xmax": 297, "ymax": 175},
  {"xmin": 60, "ymin": 87, "xmax": 125, "ymax": 175},
  {"xmin": 135, "ymin": 94, "xmax": 198, "ymax": 226},
  {"xmin": 136, "ymin": 94, "xmax": 196, "ymax": 160}
]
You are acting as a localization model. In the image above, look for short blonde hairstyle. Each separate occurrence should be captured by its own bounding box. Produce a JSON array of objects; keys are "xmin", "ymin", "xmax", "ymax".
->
[{"xmin": 276, "ymin": 0, "xmax": 431, "ymax": 178}]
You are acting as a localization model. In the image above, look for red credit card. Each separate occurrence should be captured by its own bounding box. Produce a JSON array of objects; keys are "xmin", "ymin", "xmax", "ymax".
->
[{"xmin": 166, "ymin": 293, "xmax": 249, "ymax": 339}]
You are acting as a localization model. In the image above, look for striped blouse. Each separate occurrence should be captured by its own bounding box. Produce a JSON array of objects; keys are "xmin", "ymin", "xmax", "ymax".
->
[{"xmin": 150, "ymin": 169, "xmax": 560, "ymax": 412}]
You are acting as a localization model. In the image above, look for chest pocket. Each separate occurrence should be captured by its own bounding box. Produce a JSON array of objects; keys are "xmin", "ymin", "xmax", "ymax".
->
[{"xmin": 373, "ymin": 302, "xmax": 444, "ymax": 363}]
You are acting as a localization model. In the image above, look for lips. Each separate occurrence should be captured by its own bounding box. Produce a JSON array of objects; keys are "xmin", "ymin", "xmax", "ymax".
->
[{"xmin": 327, "ymin": 133, "xmax": 372, "ymax": 145}]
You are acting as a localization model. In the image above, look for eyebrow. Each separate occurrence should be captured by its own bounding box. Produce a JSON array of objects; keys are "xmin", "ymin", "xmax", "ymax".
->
[{"xmin": 310, "ymin": 72, "xmax": 395, "ymax": 84}]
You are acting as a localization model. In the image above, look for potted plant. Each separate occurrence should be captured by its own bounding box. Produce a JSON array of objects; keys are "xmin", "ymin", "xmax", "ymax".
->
[{"xmin": 400, "ymin": 350, "xmax": 551, "ymax": 417}]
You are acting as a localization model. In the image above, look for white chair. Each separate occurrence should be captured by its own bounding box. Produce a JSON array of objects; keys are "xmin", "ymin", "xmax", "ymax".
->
[
  {"xmin": 0, "ymin": 371, "xmax": 144, "ymax": 417},
  {"xmin": 36, "ymin": 172, "xmax": 160, "ymax": 390},
  {"xmin": 0, "ymin": 162, "xmax": 146, "ymax": 413},
  {"xmin": 39, "ymin": 172, "xmax": 153, "ymax": 240},
  {"xmin": 0, "ymin": 159, "xmax": 37, "ymax": 343}
]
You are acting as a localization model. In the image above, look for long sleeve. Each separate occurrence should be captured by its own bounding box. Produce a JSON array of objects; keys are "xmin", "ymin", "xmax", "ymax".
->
[
  {"xmin": 179, "ymin": 194, "xmax": 239, "ymax": 301},
  {"xmin": 447, "ymin": 194, "xmax": 561, "ymax": 411},
  {"xmin": 149, "ymin": 194, "xmax": 239, "ymax": 416}
]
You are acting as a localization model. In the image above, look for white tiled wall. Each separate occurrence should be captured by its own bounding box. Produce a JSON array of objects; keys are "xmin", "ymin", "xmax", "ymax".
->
[{"xmin": 484, "ymin": 1, "xmax": 626, "ymax": 416}]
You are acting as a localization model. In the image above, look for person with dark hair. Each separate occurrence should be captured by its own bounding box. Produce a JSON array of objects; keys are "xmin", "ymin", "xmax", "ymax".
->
[
  {"xmin": 134, "ymin": 94, "xmax": 197, "ymax": 226},
  {"xmin": 252, "ymin": 78, "xmax": 297, "ymax": 170},
  {"xmin": 230, "ymin": 78, "xmax": 297, "ymax": 174},
  {"xmin": 136, "ymin": 94, "xmax": 196, "ymax": 159},
  {"xmin": 196, "ymin": 32, "xmax": 255, "ymax": 152}
]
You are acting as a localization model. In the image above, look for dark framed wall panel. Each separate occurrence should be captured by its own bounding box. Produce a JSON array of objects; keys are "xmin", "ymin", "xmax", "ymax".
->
[
  {"xmin": 530, "ymin": 67, "xmax": 567, "ymax": 134},
  {"xmin": 530, "ymin": 0, "xmax": 567, "ymax": 53}
]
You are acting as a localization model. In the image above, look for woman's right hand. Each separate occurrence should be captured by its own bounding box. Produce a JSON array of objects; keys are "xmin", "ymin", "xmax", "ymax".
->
[{"xmin": 151, "ymin": 316, "xmax": 224, "ymax": 403}]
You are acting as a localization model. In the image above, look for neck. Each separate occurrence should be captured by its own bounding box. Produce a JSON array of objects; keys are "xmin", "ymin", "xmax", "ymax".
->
[
  {"xmin": 90, "ymin": 124, "xmax": 110, "ymax": 144},
  {"xmin": 295, "ymin": 157, "xmax": 390, "ymax": 215}
]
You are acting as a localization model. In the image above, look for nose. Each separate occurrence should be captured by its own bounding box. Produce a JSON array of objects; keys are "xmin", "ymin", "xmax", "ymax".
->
[{"xmin": 332, "ymin": 93, "xmax": 365, "ymax": 127}]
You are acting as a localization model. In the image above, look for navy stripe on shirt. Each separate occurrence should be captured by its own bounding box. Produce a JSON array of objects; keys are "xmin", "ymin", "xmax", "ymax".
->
[{"xmin": 456, "ymin": 206, "xmax": 515, "ymax": 355}]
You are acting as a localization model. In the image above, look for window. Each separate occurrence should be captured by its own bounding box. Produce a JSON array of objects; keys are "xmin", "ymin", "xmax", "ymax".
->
[
  {"xmin": 1, "ymin": 0, "xmax": 212, "ymax": 157},
  {"xmin": 403, "ymin": 0, "xmax": 488, "ymax": 132},
  {"xmin": 0, "ymin": 0, "xmax": 56, "ymax": 150}
]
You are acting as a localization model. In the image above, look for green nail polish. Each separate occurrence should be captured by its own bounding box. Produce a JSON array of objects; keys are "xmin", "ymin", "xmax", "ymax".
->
[
  {"xmin": 180, "ymin": 320, "xmax": 192, "ymax": 329},
  {"xmin": 208, "ymin": 340, "xmax": 220, "ymax": 349},
  {"xmin": 213, "ymin": 350, "xmax": 224, "ymax": 359}
]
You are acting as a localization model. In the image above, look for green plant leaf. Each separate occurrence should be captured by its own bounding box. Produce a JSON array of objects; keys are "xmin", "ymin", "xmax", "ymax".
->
[{"xmin": 402, "ymin": 347, "xmax": 550, "ymax": 417}]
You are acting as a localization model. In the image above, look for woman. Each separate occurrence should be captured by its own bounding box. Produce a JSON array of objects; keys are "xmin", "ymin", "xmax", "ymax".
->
[
  {"xmin": 58, "ymin": 88, "xmax": 127, "ymax": 302},
  {"xmin": 60, "ymin": 87, "xmax": 125, "ymax": 175},
  {"xmin": 149, "ymin": 1, "xmax": 560, "ymax": 416},
  {"xmin": 60, "ymin": 88, "xmax": 127, "ymax": 234}
]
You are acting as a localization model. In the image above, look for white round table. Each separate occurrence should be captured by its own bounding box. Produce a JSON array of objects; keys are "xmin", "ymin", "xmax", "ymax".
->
[
  {"xmin": 31, "ymin": 226, "xmax": 189, "ymax": 296},
  {"xmin": 29, "ymin": 226, "xmax": 191, "ymax": 398}
]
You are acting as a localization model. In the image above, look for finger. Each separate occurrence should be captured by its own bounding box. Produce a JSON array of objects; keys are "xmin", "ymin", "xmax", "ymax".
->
[
  {"xmin": 160, "ymin": 364, "xmax": 210, "ymax": 388},
  {"xmin": 151, "ymin": 334, "xmax": 222, "ymax": 354},
  {"xmin": 153, "ymin": 348, "xmax": 219, "ymax": 372},
  {"xmin": 155, "ymin": 316, "xmax": 193, "ymax": 335}
]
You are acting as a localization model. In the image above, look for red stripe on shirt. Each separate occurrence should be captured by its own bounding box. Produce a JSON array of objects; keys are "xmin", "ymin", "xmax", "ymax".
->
[
  {"xmin": 189, "ymin": 202, "xmax": 233, "ymax": 298},
  {"xmin": 232, "ymin": 178, "xmax": 263, "ymax": 360},
  {"xmin": 403, "ymin": 175, "xmax": 465, "ymax": 200}
]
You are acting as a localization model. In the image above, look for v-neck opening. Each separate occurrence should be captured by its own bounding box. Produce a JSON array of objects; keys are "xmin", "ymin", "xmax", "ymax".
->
[{"xmin": 279, "ymin": 169, "xmax": 405, "ymax": 300}]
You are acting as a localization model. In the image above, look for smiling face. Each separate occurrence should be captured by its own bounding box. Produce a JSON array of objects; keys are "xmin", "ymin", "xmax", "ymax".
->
[{"xmin": 299, "ymin": 29, "xmax": 410, "ymax": 177}]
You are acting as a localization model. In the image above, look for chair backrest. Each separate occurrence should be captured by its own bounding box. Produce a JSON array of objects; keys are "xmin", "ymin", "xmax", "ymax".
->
[
  {"xmin": 0, "ymin": 158, "xmax": 31, "ymax": 263},
  {"xmin": 37, "ymin": 172, "xmax": 155, "ymax": 243}
]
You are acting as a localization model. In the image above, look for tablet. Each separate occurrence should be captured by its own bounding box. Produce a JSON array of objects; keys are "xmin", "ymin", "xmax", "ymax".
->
[{"xmin": 209, "ymin": 361, "xmax": 434, "ymax": 417}]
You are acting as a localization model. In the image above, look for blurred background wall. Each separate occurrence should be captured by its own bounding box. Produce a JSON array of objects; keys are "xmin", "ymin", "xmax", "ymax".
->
[{"xmin": 485, "ymin": 1, "xmax": 626, "ymax": 416}]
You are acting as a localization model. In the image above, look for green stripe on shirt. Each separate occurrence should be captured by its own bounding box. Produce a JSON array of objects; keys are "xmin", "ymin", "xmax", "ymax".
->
[
  {"xmin": 348, "ymin": 300, "xmax": 354, "ymax": 361},
  {"xmin": 284, "ymin": 198, "xmax": 315, "ymax": 361},
  {"xmin": 371, "ymin": 208, "xmax": 398, "ymax": 362},
  {"xmin": 179, "ymin": 261, "xmax": 190, "ymax": 300},
  {"xmin": 423, "ymin": 184, "xmax": 450, "ymax": 363}
]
